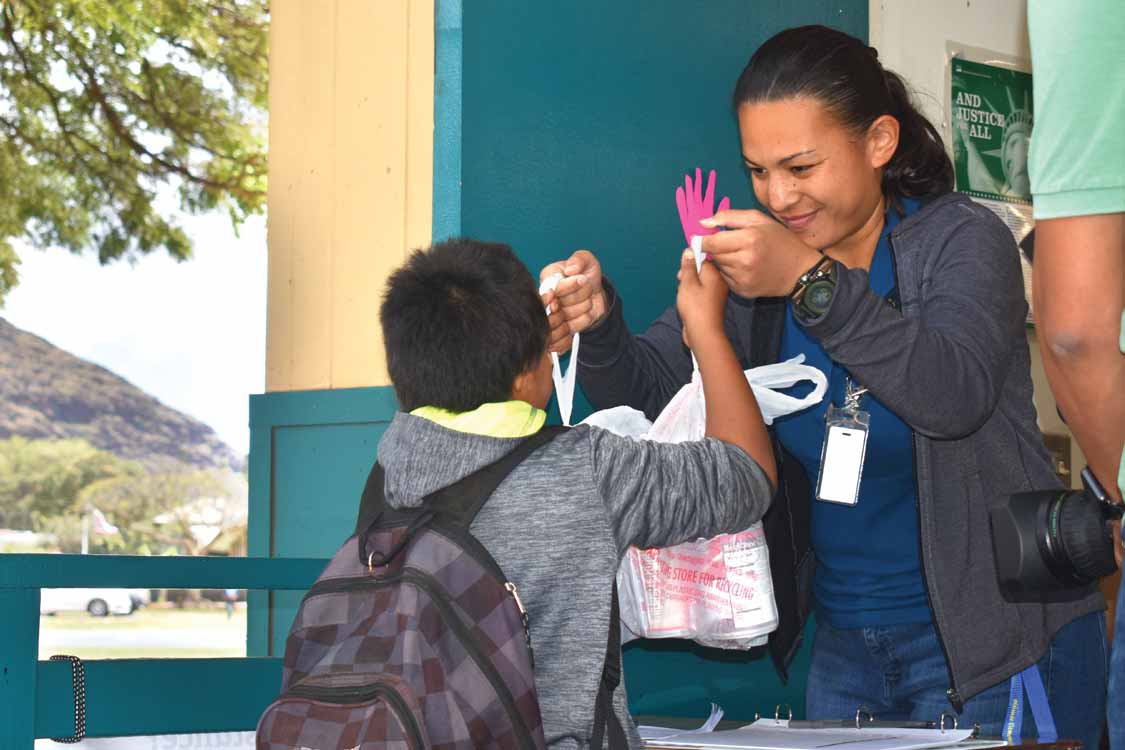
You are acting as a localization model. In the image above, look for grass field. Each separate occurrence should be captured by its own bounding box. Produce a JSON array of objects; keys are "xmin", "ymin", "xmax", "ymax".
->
[{"xmin": 38, "ymin": 605, "xmax": 248, "ymax": 660}]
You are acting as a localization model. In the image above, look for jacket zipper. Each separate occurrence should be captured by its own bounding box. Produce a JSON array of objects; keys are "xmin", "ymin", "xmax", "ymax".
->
[
  {"xmin": 304, "ymin": 568, "xmax": 537, "ymax": 749},
  {"xmin": 888, "ymin": 233, "xmax": 963, "ymax": 711},
  {"xmin": 756, "ymin": 297, "xmax": 810, "ymax": 679},
  {"xmin": 910, "ymin": 434, "xmax": 963, "ymax": 711},
  {"xmin": 768, "ymin": 298, "xmax": 812, "ymax": 675},
  {"xmin": 283, "ymin": 681, "xmax": 424, "ymax": 748}
]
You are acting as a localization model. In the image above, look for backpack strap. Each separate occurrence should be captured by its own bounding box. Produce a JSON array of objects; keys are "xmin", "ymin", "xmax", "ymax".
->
[
  {"xmin": 355, "ymin": 462, "xmax": 389, "ymax": 536},
  {"xmin": 422, "ymin": 424, "xmax": 569, "ymax": 528},
  {"xmin": 590, "ymin": 583, "xmax": 628, "ymax": 749},
  {"xmin": 354, "ymin": 425, "xmax": 568, "ymax": 563}
]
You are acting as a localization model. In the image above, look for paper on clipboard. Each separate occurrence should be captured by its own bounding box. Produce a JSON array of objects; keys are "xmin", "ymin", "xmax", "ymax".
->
[
  {"xmin": 641, "ymin": 719, "xmax": 1001, "ymax": 750},
  {"xmin": 638, "ymin": 704, "xmax": 725, "ymax": 740}
]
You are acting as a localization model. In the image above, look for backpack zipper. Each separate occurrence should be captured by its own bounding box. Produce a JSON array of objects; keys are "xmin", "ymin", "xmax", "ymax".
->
[
  {"xmin": 283, "ymin": 680, "xmax": 424, "ymax": 748},
  {"xmin": 504, "ymin": 580, "xmax": 534, "ymax": 669},
  {"xmin": 304, "ymin": 568, "xmax": 537, "ymax": 750}
]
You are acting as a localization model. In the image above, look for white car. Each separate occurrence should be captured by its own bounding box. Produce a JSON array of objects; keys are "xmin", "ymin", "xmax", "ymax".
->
[{"xmin": 40, "ymin": 587, "xmax": 136, "ymax": 617}]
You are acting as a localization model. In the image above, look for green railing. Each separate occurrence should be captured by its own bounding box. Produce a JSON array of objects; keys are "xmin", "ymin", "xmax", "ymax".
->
[{"xmin": 0, "ymin": 553, "xmax": 327, "ymax": 747}]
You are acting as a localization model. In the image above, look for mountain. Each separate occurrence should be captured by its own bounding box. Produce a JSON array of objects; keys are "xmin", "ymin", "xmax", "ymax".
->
[{"xmin": 0, "ymin": 317, "xmax": 245, "ymax": 472}]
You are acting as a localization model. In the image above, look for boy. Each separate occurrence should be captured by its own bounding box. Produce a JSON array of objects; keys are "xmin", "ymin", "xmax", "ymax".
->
[{"xmin": 378, "ymin": 238, "xmax": 776, "ymax": 748}]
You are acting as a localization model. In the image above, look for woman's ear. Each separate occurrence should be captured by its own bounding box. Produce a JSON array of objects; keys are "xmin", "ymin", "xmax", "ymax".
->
[{"xmin": 867, "ymin": 114, "xmax": 900, "ymax": 170}]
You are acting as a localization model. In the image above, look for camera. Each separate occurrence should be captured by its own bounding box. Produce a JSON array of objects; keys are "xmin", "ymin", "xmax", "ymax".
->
[{"xmin": 991, "ymin": 468, "xmax": 1122, "ymax": 595}]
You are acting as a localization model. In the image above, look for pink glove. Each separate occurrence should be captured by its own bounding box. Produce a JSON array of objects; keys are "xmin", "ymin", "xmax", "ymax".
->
[{"xmin": 674, "ymin": 167, "xmax": 730, "ymax": 249}]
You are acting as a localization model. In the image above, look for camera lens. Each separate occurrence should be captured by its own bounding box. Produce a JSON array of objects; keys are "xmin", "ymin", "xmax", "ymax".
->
[
  {"xmin": 1054, "ymin": 493, "xmax": 1117, "ymax": 584},
  {"xmin": 991, "ymin": 487, "xmax": 1117, "ymax": 596}
]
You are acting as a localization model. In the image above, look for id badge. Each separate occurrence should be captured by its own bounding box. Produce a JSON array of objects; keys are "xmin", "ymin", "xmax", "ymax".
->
[{"xmin": 815, "ymin": 403, "xmax": 870, "ymax": 505}]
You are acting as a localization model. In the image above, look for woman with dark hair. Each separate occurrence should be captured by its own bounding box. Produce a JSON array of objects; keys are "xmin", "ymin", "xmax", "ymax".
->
[{"xmin": 540, "ymin": 25, "xmax": 1106, "ymax": 743}]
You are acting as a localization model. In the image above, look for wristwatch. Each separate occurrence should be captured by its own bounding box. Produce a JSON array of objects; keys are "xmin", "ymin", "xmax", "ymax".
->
[{"xmin": 789, "ymin": 255, "xmax": 839, "ymax": 322}]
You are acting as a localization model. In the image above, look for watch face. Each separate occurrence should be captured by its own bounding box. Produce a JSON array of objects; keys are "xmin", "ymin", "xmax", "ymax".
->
[{"xmin": 804, "ymin": 279, "xmax": 835, "ymax": 315}]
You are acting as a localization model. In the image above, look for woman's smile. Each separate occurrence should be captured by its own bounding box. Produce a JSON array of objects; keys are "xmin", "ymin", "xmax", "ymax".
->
[{"xmin": 780, "ymin": 209, "xmax": 819, "ymax": 231}]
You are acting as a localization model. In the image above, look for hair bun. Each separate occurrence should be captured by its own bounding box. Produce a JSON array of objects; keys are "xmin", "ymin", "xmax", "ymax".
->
[{"xmin": 867, "ymin": 45, "xmax": 879, "ymax": 59}]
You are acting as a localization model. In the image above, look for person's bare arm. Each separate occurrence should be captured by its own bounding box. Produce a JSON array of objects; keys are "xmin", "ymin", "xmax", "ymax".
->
[{"xmin": 1033, "ymin": 213, "xmax": 1125, "ymax": 499}]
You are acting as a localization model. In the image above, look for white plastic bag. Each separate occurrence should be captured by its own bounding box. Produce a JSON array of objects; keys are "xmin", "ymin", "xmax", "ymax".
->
[
  {"xmin": 616, "ymin": 520, "xmax": 775, "ymax": 649},
  {"xmin": 580, "ymin": 356, "xmax": 827, "ymax": 649}
]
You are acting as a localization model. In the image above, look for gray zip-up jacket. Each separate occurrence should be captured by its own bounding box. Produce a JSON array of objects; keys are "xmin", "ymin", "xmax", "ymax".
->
[
  {"xmin": 576, "ymin": 192, "xmax": 1104, "ymax": 706},
  {"xmin": 377, "ymin": 412, "xmax": 771, "ymax": 748}
]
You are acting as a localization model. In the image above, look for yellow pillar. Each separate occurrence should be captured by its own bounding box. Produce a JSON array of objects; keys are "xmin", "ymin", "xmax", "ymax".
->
[{"xmin": 266, "ymin": 0, "xmax": 434, "ymax": 391}]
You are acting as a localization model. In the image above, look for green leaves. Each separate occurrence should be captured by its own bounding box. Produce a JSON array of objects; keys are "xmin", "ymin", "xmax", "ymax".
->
[
  {"xmin": 0, "ymin": 436, "xmax": 141, "ymax": 530},
  {"xmin": 0, "ymin": 0, "xmax": 268, "ymax": 302},
  {"xmin": 0, "ymin": 436, "xmax": 245, "ymax": 555},
  {"xmin": 76, "ymin": 468, "xmax": 237, "ymax": 555}
]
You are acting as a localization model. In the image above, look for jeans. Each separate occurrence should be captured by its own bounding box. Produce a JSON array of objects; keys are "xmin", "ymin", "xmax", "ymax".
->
[
  {"xmin": 806, "ymin": 611, "xmax": 1107, "ymax": 749},
  {"xmin": 1110, "ymin": 574, "xmax": 1125, "ymax": 750}
]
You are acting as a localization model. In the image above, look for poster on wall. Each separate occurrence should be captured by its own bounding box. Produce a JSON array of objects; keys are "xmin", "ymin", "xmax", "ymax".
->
[{"xmin": 947, "ymin": 44, "xmax": 1034, "ymax": 324}]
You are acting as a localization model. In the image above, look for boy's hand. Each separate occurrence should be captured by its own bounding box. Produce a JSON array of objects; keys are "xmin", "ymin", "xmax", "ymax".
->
[
  {"xmin": 676, "ymin": 249, "xmax": 729, "ymax": 349},
  {"xmin": 539, "ymin": 250, "xmax": 608, "ymax": 353}
]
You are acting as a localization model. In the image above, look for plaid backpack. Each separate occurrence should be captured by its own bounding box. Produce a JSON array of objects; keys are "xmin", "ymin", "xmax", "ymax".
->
[{"xmin": 256, "ymin": 426, "xmax": 629, "ymax": 749}]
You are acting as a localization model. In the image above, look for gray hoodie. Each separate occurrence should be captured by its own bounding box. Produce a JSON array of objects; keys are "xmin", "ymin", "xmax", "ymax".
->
[{"xmin": 377, "ymin": 413, "xmax": 772, "ymax": 748}]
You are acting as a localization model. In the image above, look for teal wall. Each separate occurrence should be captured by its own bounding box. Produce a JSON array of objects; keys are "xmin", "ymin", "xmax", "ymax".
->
[
  {"xmin": 457, "ymin": 2, "xmax": 867, "ymax": 361},
  {"xmin": 251, "ymin": 0, "xmax": 868, "ymax": 723},
  {"xmin": 453, "ymin": 0, "xmax": 866, "ymax": 719}
]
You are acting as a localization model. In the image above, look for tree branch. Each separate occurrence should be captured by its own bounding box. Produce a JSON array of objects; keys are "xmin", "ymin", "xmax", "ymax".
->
[
  {"xmin": 52, "ymin": 19, "xmax": 263, "ymax": 204},
  {"xmin": 0, "ymin": 7, "xmax": 152, "ymax": 184},
  {"xmin": 130, "ymin": 61, "xmax": 252, "ymax": 164}
]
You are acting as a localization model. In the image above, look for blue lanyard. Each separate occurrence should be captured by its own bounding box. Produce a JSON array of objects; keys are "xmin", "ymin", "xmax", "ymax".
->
[{"xmin": 1003, "ymin": 664, "xmax": 1057, "ymax": 743}]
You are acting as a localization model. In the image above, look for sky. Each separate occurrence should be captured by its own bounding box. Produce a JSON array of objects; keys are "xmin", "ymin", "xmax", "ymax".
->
[{"xmin": 2, "ymin": 210, "xmax": 267, "ymax": 456}]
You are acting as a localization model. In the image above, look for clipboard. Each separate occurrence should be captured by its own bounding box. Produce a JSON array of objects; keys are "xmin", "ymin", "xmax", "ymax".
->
[{"xmin": 640, "ymin": 705, "xmax": 1010, "ymax": 750}]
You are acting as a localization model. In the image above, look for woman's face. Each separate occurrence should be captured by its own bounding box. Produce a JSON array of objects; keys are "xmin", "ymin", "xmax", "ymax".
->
[{"xmin": 737, "ymin": 97, "xmax": 891, "ymax": 253}]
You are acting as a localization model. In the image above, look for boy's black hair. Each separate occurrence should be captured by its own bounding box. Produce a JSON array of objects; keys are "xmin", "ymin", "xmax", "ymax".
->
[{"xmin": 381, "ymin": 238, "xmax": 549, "ymax": 413}]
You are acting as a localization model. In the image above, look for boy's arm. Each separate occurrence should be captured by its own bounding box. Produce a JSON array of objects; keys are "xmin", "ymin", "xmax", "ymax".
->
[
  {"xmin": 588, "ymin": 251, "xmax": 777, "ymax": 553},
  {"xmin": 690, "ymin": 320, "xmax": 778, "ymax": 489},
  {"xmin": 680, "ymin": 251, "xmax": 777, "ymax": 488},
  {"xmin": 586, "ymin": 428, "xmax": 773, "ymax": 553}
]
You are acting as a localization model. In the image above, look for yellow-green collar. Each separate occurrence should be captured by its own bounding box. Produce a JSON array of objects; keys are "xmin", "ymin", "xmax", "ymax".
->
[{"xmin": 410, "ymin": 401, "xmax": 546, "ymax": 438}]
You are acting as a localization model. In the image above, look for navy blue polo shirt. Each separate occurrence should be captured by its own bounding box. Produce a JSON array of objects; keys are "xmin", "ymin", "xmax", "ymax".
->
[{"xmin": 774, "ymin": 200, "xmax": 931, "ymax": 629}]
